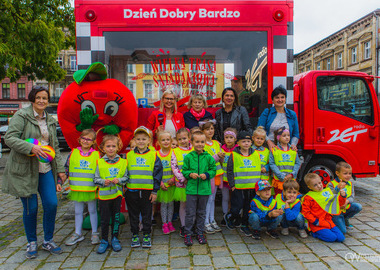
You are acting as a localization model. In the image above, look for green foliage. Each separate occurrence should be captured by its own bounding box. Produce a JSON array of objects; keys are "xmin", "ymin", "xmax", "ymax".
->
[{"xmin": 0, "ymin": 0, "xmax": 75, "ymax": 82}]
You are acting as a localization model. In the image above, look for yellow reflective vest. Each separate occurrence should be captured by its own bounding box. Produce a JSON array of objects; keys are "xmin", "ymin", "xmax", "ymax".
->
[
  {"xmin": 222, "ymin": 149, "xmax": 233, "ymax": 183},
  {"xmin": 69, "ymin": 149, "xmax": 100, "ymax": 192},
  {"xmin": 303, "ymin": 188, "xmax": 341, "ymax": 215},
  {"xmin": 204, "ymin": 140, "xmax": 223, "ymax": 176},
  {"xmin": 157, "ymin": 149, "xmax": 174, "ymax": 184},
  {"xmin": 127, "ymin": 150, "xmax": 156, "ymax": 190},
  {"xmin": 256, "ymin": 147, "xmax": 270, "ymax": 180},
  {"xmin": 232, "ymin": 151, "xmax": 261, "ymax": 189},
  {"xmin": 251, "ymin": 197, "xmax": 277, "ymax": 212},
  {"xmin": 275, "ymin": 193, "xmax": 301, "ymax": 210},
  {"xmin": 272, "ymin": 147, "xmax": 297, "ymax": 181},
  {"xmin": 97, "ymin": 158, "xmax": 127, "ymax": 200},
  {"xmin": 330, "ymin": 179, "xmax": 352, "ymax": 213},
  {"xmin": 173, "ymin": 146, "xmax": 193, "ymax": 177}
]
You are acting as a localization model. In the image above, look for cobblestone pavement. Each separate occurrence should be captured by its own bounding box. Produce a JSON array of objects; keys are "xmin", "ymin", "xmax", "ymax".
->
[{"xmin": 1, "ymin": 151, "xmax": 380, "ymax": 269}]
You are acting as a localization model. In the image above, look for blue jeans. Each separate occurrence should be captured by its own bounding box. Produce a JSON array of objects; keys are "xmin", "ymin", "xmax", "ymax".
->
[
  {"xmin": 20, "ymin": 171, "xmax": 58, "ymax": 242},
  {"xmin": 312, "ymin": 226, "xmax": 345, "ymax": 242},
  {"xmin": 248, "ymin": 212, "xmax": 281, "ymax": 231},
  {"xmin": 332, "ymin": 202, "xmax": 362, "ymax": 234},
  {"xmin": 281, "ymin": 213, "xmax": 305, "ymax": 230}
]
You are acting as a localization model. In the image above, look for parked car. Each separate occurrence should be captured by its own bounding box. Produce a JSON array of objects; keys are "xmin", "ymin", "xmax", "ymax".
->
[{"xmin": 0, "ymin": 125, "xmax": 8, "ymax": 149}]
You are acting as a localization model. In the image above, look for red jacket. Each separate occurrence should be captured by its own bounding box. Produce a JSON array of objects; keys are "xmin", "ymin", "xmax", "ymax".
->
[
  {"xmin": 301, "ymin": 193, "xmax": 346, "ymax": 233},
  {"xmin": 146, "ymin": 110, "xmax": 185, "ymax": 143}
]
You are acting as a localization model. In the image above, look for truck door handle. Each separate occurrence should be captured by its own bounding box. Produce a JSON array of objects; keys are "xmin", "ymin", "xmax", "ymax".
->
[{"xmin": 317, "ymin": 127, "xmax": 325, "ymax": 142}]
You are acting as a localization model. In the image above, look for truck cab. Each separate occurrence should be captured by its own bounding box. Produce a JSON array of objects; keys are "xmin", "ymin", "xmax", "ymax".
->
[{"xmin": 294, "ymin": 70, "xmax": 380, "ymax": 188}]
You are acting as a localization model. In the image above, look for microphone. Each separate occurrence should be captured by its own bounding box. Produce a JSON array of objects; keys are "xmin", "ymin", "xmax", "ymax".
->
[{"xmin": 158, "ymin": 114, "xmax": 164, "ymax": 126}]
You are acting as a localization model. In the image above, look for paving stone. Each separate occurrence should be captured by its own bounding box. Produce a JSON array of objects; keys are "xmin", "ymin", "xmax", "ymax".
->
[
  {"xmin": 224, "ymin": 234, "xmax": 243, "ymax": 243},
  {"xmin": 85, "ymin": 251, "xmax": 109, "ymax": 262},
  {"xmin": 206, "ymin": 233, "xmax": 224, "ymax": 240},
  {"xmin": 4, "ymin": 250, "xmax": 26, "ymax": 264},
  {"xmin": 207, "ymin": 239, "xmax": 226, "ymax": 247},
  {"xmin": 271, "ymin": 249, "xmax": 297, "ymax": 261},
  {"xmin": 238, "ymin": 266, "xmax": 261, "ymax": 270},
  {"xmin": 247, "ymin": 244, "xmax": 269, "ymax": 253},
  {"xmin": 17, "ymin": 259, "xmax": 41, "ymax": 270},
  {"xmin": 304, "ymin": 261, "xmax": 330, "ymax": 270},
  {"xmin": 192, "ymin": 266, "xmax": 214, "ymax": 270},
  {"xmin": 350, "ymin": 244, "xmax": 378, "ymax": 254},
  {"xmin": 147, "ymin": 266, "xmax": 168, "ymax": 270},
  {"xmin": 212, "ymin": 256, "xmax": 235, "ymax": 268},
  {"xmin": 281, "ymin": 260, "xmax": 305, "ymax": 270},
  {"xmin": 232, "ymin": 254, "xmax": 256, "ymax": 265},
  {"xmin": 253, "ymin": 253, "xmax": 277, "ymax": 265},
  {"xmin": 285, "ymin": 242, "xmax": 312, "ymax": 253},
  {"xmin": 125, "ymin": 260, "xmax": 148, "ymax": 269},
  {"xmin": 193, "ymin": 255, "xmax": 212, "ymax": 266},
  {"xmin": 209, "ymin": 247, "xmax": 230, "ymax": 257},
  {"xmin": 150, "ymin": 244, "xmax": 169, "ymax": 254},
  {"xmin": 260, "ymin": 265, "xmax": 283, "ymax": 270},
  {"xmin": 38, "ymin": 262, "xmax": 62, "ymax": 270},
  {"xmin": 80, "ymin": 261, "xmax": 104, "ymax": 270},
  {"xmin": 349, "ymin": 260, "xmax": 379, "ymax": 270},
  {"xmin": 61, "ymin": 256, "xmax": 85, "ymax": 268},
  {"xmin": 296, "ymin": 253, "xmax": 320, "ymax": 262},
  {"xmin": 322, "ymin": 256, "xmax": 355, "ymax": 269},
  {"xmin": 227, "ymin": 243, "xmax": 249, "ymax": 254},
  {"xmin": 190, "ymin": 245, "xmax": 208, "ymax": 255},
  {"xmin": 263, "ymin": 238, "xmax": 286, "ymax": 250},
  {"xmin": 305, "ymin": 243, "xmax": 334, "ymax": 257},
  {"xmin": 148, "ymin": 254, "xmax": 168, "ymax": 265},
  {"xmin": 170, "ymin": 248, "xmax": 188, "ymax": 257},
  {"xmin": 104, "ymin": 256, "xmax": 126, "ymax": 268},
  {"xmin": 170, "ymin": 257, "xmax": 191, "ymax": 268}
]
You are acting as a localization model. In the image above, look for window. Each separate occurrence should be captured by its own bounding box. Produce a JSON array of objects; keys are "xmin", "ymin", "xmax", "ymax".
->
[
  {"xmin": 144, "ymin": 81, "xmax": 153, "ymax": 98},
  {"xmin": 326, "ymin": 59, "xmax": 331, "ymax": 70},
  {"xmin": 127, "ymin": 64, "xmax": 134, "ymax": 73},
  {"xmin": 364, "ymin": 41, "xmax": 371, "ymax": 59},
  {"xmin": 317, "ymin": 76, "xmax": 373, "ymax": 125},
  {"xmin": 127, "ymin": 82, "xmax": 135, "ymax": 95},
  {"xmin": 337, "ymin": 53, "xmax": 342, "ymax": 68},
  {"xmin": 2, "ymin": 83, "xmax": 10, "ymax": 99},
  {"xmin": 316, "ymin": 63, "xmax": 320, "ymax": 70},
  {"xmin": 17, "ymin": 83, "xmax": 25, "ymax": 99},
  {"xmin": 144, "ymin": 64, "xmax": 152, "ymax": 74},
  {"xmin": 70, "ymin": 55, "xmax": 77, "ymax": 71},
  {"xmin": 351, "ymin": 47, "xmax": 357, "ymax": 64},
  {"xmin": 56, "ymin": 56, "xmax": 63, "ymax": 67}
]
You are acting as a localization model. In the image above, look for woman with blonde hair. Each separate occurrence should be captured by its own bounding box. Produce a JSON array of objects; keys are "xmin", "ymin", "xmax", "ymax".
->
[{"xmin": 183, "ymin": 94, "xmax": 214, "ymax": 129}]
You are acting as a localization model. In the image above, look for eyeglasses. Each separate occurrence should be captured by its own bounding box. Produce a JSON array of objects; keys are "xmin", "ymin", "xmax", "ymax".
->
[
  {"xmin": 164, "ymin": 97, "xmax": 175, "ymax": 101},
  {"xmin": 81, "ymin": 137, "xmax": 94, "ymax": 142}
]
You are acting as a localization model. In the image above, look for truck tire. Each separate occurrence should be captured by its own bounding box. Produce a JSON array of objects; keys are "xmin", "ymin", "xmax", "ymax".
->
[{"xmin": 300, "ymin": 158, "xmax": 336, "ymax": 193}]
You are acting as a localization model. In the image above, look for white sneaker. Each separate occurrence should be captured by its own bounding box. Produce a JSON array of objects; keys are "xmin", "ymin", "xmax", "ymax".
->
[
  {"xmin": 281, "ymin": 227, "xmax": 289, "ymax": 236},
  {"xmin": 211, "ymin": 221, "xmax": 222, "ymax": 232},
  {"xmin": 299, "ymin": 229, "xmax": 308, "ymax": 238},
  {"xmin": 205, "ymin": 223, "xmax": 215, "ymax": 234},
  {"xmin": 65, "ymin": 233, "xmax": 84, "ymax": 246},
  {"xmin": 91, "ymin": 232, "xmax": 101, "ymax": 245}
]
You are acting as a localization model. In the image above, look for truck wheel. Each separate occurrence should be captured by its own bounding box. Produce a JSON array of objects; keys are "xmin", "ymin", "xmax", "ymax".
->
[{"xmin": 304, "ymin": 159, "xmax": 336, "ymax": 188}]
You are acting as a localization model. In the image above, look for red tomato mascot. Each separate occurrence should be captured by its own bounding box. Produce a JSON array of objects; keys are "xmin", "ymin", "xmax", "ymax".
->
[{"xmin": 57, "ymin": 62, "xmax": 138, "ymax": 152}]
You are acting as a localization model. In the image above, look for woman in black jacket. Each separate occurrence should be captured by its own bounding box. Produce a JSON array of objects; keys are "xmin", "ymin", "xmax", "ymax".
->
[
  {"xmin": 215, "ymin": 88, "xmax": 252, "ymax": 143},
  {"xmin": 183, "ymin": 94, "xmax": 213, "ymax": 129}
]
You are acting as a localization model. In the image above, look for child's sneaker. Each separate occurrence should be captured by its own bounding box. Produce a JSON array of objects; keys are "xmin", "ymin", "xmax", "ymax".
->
[
  {"xmin": 211, "ymin": 221, "xmax": 222, "ymax": 232},
  {"xmin": 97, "ymin": 239, "xmax": 109, "ymax": 254},
  {"xmin": 205, "ymin": 223, "xmax": 215, "ymax": 234},
  {"xmin": 281, "ymin": 227, "xmax": 289, "ymax": 236},
  {"xmin": 184, "ymin": 234, "xmax": 193, "ymax": 246},
  {"xmin": 65, "ymin": 233, "xmax": 84, "ymax": 246},
  {"xmin": 111, "ymin": 237, "xmax": 122, "ymax": 252},
  {"xmin": 299, "ymin": 229, "xmax": 308, "ymax": 238},
  {"xmin": 142, "ymin": 234, "xmax": 152, "ymax": 248},
  {"xmin": 221, "ymin": 218, "xmax": 227, "ymax": 227},
  {"xmin": 162, "ymin": 223, "xmax": 170, "ymax": 235},
  {"xmin": 91, "ymin": 232, "xmax": 101, "ymax": 245},
  {"xmin": 25, "ymin": 241, "xmax": 38, "ymax": 259},
  {"xmin": 179, "ymin": 226, "xmax": 185, "ymax": 238},
  {"xmin": 252, "ymin": 230, "xmax": 261, "ymax": 240},
  {"xmin": 240, "ymin": 226, "xmax": 252, "ymax": 237},
  {"xmin": 196, "ymin": 234, "xmax": 207, "ymax": 244},
  {"xmin": 224, "ymin": 213, "xmax": 235, "ymax": 230},
  {"xmin": 266, "ymin": 230, "xmax": 279, "ymax": 239},
  {"xmin": 168, "ymin": 222, "xmax": 176, "ymax": 233},
  {"xmin": 345, "ymin": 219, "xmax": 354, "ymax": 230},
  {"xmin": 42, "ymin": 240, "xmax": 62, "ymax": 255},
  {"xmin": 131, "ymin": 234, "xmax": 140, "ymax": 248}
]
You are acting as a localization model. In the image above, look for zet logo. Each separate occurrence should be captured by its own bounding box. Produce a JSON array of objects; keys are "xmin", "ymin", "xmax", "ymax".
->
[
  {"xmin": 79, "ymin": 160, "xmax": 89, "ymax": 168},
  {"xmin": 136, "ymin": 157, "xmax": 146, "ymax": 165},
  {"xmin": 282, "ymin": 153, "xmax": 290, "ymax": 162},
  {"xmin": 161, "ymin": 159, "xmax": 169, "ymax": 168},
  {"xmin": 109, "ymin": 167, "xmax": 120, "ymax": 178},
  {"xmin": 243, "ymin": 159, "xmax": 252, "ymax": 166}
]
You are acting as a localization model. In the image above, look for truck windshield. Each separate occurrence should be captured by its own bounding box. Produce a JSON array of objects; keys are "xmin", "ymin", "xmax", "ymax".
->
[
  {"xmin": 316, "ymin": 76, "xmax": 374, "ymax": 125},
  {"xmin": 104, "ymin": 30, "xmax": 268, "ymax": 126}
]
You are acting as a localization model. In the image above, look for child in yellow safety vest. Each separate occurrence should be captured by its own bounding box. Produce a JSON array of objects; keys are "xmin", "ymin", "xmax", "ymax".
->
[
  {"xmin": 94, "ymin": 134, "xmax": 128, "ymax": 254},
  {"xmin": 201, "ymin": 120, "xmax": 224, "ymax": 234},
  {"xmin": 248, "ymin": 179, "xmax": 283, "ymax": 239},
  {"xmin": 275, "ymin": 180, "xmax": 308, "ymax": 238},
  {"xmin": 224, "ymin": 131, "xmax": 261, "ymax": 237},
  {"xmin": 156, "ymin": 131, "xmax": 176, "ymax": 235},
  {"xmin": 269, "ymin": 127, "xmax": 301, "ymax": 195},
  {"xmin": 221, "ymin": 128, "xmax": 238, "ymax": 226},
  {"xmin": 301, "ymin": 173, "xmax": 346, "ymax": 242},
  {"xmin": 125, "ymin": 126, "xmax": 163, "ymax": 249},
  {"xmin": 328, "ymin": 162, "xmax": 362, "ymax": 234},
  {"xmin": 252, "ymin": 126, "xmax": 270, "ymax": 182},
  {"xmin": 65, "ymin": 129, "xmax": 101, "ymax": 247}
]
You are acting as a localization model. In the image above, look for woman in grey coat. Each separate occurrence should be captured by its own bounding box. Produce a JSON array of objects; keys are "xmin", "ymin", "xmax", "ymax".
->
[{"xmin": 2, "ymin": 86, "xmax": 66, "ymax": 259}]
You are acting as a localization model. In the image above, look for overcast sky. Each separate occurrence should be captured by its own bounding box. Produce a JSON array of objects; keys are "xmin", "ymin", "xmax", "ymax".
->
[{"xmin": 294, "ymin": 0, "xmax": 379, "ymax": 53}]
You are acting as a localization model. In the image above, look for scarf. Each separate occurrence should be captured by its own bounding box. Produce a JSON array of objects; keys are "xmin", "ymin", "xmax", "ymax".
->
[{"xmin": 190, "ymin": 108, "xmax": 206, "ymax": 121}]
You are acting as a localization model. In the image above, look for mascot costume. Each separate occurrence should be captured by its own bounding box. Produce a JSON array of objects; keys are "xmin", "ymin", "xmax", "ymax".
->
[{"xmin": 58, "ymin": 62, "xmax": 138, "ymax": 228}]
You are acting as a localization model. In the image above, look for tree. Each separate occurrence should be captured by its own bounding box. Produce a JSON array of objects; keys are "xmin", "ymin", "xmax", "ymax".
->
[{"xmin": 0, "ymin": 0, "xmax": 75, "ymax": 82}]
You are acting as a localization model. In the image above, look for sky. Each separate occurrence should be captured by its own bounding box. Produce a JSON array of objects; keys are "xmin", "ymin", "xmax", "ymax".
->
[{"xmin": 294, "ymin": 0, "xmax": 379, "ymax": 53}]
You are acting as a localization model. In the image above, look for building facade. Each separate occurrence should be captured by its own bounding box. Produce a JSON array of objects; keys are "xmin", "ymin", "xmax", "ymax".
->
[{"xmin": 294, "ymin": 9, "xmax": 380, "ymax": 92}]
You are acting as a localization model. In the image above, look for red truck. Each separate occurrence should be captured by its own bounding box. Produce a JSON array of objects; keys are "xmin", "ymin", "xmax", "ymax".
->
[{"xmin": 74, "ymin": 0, "xmax": 380, "ymax": 186}]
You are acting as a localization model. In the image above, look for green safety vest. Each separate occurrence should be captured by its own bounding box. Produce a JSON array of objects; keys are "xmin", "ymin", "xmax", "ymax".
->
[
  {"xmin": 251, "ymin": 197, "xmax": 277, "ymax": 212},
  {"xmin": 204, "ymin": 140, "xmax": 223, "ymax": 176},
  {"xmin": 157, "ymin": 149, "xmax": 174, "ymax": 184},
  {"xmin": 330, "ymin": 179, "xmax": 352, "ymax": 213},
  {"xmin": 173, "ymin": 146, "xmax": 193, "ymax": 178},
  {"xmin": 98, "ymin": 158, "xmax": 127, "ymax": 200},
  {"xmin": 222, "ymin": 149, "xmax": 233, "ymax": 183},
  {"xmin": 127, "ymin": 150, "xmax": 156, "ymax": 190},
  {"xmin": 272, "ymin": 147, "xmax": 297, "ymax": 180},
  {"xmin": 69, "ymin": 149, "xmax": 100, "ymax": 192},
  {"xmin": 304, "ymin": 188, "xmax": 341, "ymax": 215},
  {"xmin": 232, "ymin": 151, "xmax": 261, "ymax": 189},
  {"xmin": 275, "ymin": 193, "xmax": 301, "ymax": 210},
  {"xmin": 256, "ymin": 147, "xmax": 270, "ymax": 180}
]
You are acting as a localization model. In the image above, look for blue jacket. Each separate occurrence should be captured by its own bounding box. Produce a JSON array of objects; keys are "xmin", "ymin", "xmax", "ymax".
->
[
  {"xmin": 278, "ymin": 193, "xmax": 301, "ymax": 222},
  {"xmin": 257, "ymin": 107, "xmax": 299, "ymax": 144},
  {"xmin": 250, "ymin": 195, "xmax": 277, "ymax": 223},
  {"xmin": 183, "ymin": 110, "xmax": 214, "ymax": 129}
]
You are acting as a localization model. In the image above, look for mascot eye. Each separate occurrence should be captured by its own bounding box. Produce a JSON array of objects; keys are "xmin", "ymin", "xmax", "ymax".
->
[
  {"xmin": 81, "ymin": 100, "xmax": 97, "ymax": 114},
  {"xmin": 104, "ymin": 101, "xmax": 119, "ymax": 117}
]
